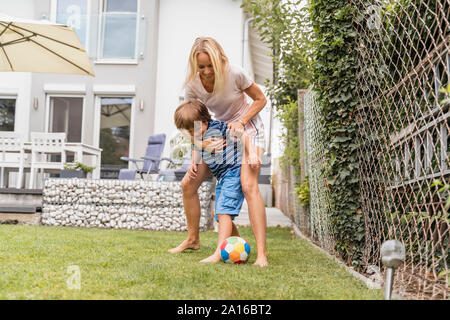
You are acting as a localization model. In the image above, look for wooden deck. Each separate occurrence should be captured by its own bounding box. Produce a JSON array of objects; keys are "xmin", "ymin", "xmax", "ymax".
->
[{"xmin": 0, "ymin": 188, "xmax": 42, "ymax": 225}]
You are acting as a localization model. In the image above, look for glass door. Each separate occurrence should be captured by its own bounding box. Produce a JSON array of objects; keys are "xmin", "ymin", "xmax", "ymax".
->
[
  {"xmin": 49, "ymin": 96, "xmax": 83, "ymax": 142},
  {"xmin": 99, "ymin": 97, "xmax": 132, "ymax": 178},
  {"xmin": 48, "ymin": 96, "xmax": 84, "ymax": 163}
]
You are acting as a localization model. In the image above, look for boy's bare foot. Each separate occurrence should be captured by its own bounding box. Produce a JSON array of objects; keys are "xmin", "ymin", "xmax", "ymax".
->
[
  {"xmin": 168, "ymin": 239, "xmax": 200, "ymax": 254},
  {"xmin": 199, "ymin": 253, "xmax": 222, "ymax": 263},
  {"xmin": 253, "ymin": 256, "xmax": 269, "ymax": 267}
]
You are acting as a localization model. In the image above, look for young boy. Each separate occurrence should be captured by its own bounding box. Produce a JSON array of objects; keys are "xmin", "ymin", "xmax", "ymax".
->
[{"xmin": 174, "ymin": 99, "xmax": 258, "ymax": 263}]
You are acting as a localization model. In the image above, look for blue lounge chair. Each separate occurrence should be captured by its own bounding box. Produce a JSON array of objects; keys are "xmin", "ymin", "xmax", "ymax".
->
[
  {"xmin": 157, "ymin": 157, "xmax": 191, "ymax": 182},
  {"xmin": 118, "ymin": 169, "xmax": 137, "ymax": 180},
  {"xmin": 119, "ymin": 133, "xmax": 177, "ymax": 180}
]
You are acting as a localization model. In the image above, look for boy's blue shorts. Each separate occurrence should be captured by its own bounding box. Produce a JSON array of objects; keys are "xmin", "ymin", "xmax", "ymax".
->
[{"xmin": 214, "ymin": 167, "xmax": 244, "ymax": 222}]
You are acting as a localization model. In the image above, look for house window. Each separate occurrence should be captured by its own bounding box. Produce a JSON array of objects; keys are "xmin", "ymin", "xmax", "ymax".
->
[
  {"xmin": 0, "ymin": 98, "xmax": 16, "ymax": 131},
  {"xmin": 100, "ymin": 0, "xmax": 138, "ymax": 59},
  {"xmin": 54, "ymin": 0, "xmax": 89, "ymax": 51},
  {"xmin": 49, "ymin": 96, "xmax": 83, "ymax": 142}
]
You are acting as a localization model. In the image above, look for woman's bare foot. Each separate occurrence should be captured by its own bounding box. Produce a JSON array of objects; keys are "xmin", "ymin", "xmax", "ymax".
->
[
  {"xmin": 168, "ymin": 239, "xmax": 200, "ymax": 254},
  {"xmin": 199, "ymin": 253, "xmax": 222, "ymax": 263},
  {"xmin": 253, "ymin": 255, "xmax": 269, "ymax": 267}
]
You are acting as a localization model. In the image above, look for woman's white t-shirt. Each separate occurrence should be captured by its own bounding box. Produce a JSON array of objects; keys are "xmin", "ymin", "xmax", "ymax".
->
[
  {"xmin": 184, "ymin": 64, "xmax": 266, "ymax": 150},
  {"xmin": 184, "ymin": 64, "xmax": 253, "ymax": 123}
]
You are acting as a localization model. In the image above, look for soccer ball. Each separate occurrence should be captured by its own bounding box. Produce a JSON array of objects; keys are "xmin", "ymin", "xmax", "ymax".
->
[{"xmin": 220, "ymin": 236, "xmax": 251, "ymax": 264}]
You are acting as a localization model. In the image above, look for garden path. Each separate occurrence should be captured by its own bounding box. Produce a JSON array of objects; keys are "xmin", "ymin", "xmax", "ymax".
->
[{"xmin": 233, "ymin": 201, "xmax": 292, "ymax": 227}]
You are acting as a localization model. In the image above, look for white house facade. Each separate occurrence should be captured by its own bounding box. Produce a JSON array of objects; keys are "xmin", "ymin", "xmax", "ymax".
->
[{"xmin": 0, "ymin": 0, "xmax": 280, "ymax": 188}]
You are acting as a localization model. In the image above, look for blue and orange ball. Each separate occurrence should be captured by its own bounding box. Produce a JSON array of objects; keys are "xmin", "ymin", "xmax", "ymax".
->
[{"xmin": 220, "ymin": 236, "xmax": 251, "ymax": 264}]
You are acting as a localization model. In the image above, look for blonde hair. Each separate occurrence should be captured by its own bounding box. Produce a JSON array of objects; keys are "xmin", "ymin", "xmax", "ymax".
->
[
  {"xmin": 174, "ymin": 100, "xmax": 212, "ymax": 131},
  {"xmin": 184, "ymin": 37, "xmax": 229, "ymax": 94}
]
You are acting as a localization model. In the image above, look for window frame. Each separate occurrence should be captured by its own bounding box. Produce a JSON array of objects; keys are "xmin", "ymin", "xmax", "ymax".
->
[
  {"xmin": 50, "ymin": 0, "xmax": 92, "ymax": 54},
  {"xmin": 95, "ymin": 0, "xmax": 141, "ymax": 64},
  {"xmin": 93, "ymin": 93, "xmax": 136, "ymax": 166},
  {"xmin": 45, "ymin": 94, "xmax": 86, "ymax": 143}
]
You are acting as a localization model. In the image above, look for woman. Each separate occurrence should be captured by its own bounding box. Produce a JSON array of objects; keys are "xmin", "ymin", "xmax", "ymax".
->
[{"xmin": 168, "ymin": 37, "xmax": 268, "ymax": 267}]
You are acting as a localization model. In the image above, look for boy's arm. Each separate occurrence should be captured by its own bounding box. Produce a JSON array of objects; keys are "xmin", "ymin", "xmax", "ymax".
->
[
  {"xmin": 193, "ymin": 132, "xmax": 226, "ymax": 153},
  {"xmin": 192, "ymin": 137, "xmax": 203, "ymax": 150},
  {"xmin": 193, "ymin": 138, "xmax": 224, "ymax": 153}
]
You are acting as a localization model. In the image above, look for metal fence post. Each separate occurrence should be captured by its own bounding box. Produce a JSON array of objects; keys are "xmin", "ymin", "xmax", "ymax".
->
[
  {"xmin": 380, "ymin": 240, "xmax": 405, "ymax": 300},
  {"xmin": 297, "ymin": 89, "xmax": 309, "ymax": 235}
]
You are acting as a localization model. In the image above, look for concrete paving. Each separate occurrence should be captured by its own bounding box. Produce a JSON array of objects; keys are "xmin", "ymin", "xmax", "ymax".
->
[{"xmin": 233, "ymin": 200, "xmax": 292, "ymax": 227}]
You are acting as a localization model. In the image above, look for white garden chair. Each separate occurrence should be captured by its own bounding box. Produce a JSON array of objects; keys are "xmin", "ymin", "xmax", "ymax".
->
[
  {"xmin": 29, "ymin": 132, "xmax": 66, "ymax": 189},
  {"xmin": 0, "ymin": 132, "xmax": 25, "ymax": 188}
]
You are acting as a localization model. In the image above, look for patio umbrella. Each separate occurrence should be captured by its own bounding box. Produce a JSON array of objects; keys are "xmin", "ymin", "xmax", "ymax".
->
[{"xmin": 0, "ymin": 14, "xmax": 94, "ymax": 76}]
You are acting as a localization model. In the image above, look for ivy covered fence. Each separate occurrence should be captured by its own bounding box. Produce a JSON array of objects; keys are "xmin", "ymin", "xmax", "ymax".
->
[{"xmin": 242, "ymin": 0, "xmax": 449, "ymax": 299}]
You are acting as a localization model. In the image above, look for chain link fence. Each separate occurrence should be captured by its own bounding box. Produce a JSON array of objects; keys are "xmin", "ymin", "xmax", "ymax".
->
[
  {"xmin": 303, "ymin": 89, "xmax": 336, "ymax": 254},
  {"xmin": 302, "ymin": 0, "xmax": 449, "ymax": 299},
  {"xmin": 353, "ymin": 0, "xmax": 449, "ymax": 299}
]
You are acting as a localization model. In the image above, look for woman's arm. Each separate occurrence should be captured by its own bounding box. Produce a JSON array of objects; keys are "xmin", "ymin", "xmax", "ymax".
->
[
  {"xmin": 240, "ymin": 82, "xmax": 267, "ymax": 125},
  {"xmin": 227, "ymin": 82, "xmax": 267, "ymax": 133}
]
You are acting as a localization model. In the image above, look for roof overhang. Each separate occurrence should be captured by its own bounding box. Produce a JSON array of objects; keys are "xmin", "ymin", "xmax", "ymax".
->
[{"xmin": 248, "ymin": 22, "xmax": 273, "ymax": 86}]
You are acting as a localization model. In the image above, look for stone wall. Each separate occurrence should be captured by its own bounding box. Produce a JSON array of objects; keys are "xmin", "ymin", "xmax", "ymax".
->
[{"xmin": 42, "ymin": 179, "xmax": 214, "ymax": 231}]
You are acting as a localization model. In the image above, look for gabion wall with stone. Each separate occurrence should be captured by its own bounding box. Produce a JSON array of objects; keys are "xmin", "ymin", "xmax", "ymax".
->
[{"xmin": 41, "ymin": 179, "xmax": 214, "ymax": 232}]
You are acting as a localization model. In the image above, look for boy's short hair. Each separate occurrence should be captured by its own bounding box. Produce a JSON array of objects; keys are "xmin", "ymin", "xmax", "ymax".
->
[{"xmin": 174, "ymin": 99, "xmax": 212, "ymax": 130}]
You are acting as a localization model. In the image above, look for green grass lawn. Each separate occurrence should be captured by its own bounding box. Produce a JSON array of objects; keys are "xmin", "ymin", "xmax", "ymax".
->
[{"xmin": 0, "ymin": 224, "xmax": 383, "ymax": 300}]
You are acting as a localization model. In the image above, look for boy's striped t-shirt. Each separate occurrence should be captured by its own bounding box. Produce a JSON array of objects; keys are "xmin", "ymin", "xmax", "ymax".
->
[{"xmin": 194, "ymin": 120, "xmax": 242, "ymax": 180}]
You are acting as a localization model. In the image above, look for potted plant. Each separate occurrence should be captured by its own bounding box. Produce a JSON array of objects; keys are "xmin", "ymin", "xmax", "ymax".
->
[
  {"xmin": 170, "ymin": 132, "xmax": 192, "ymax": 180},
  {"xmin": 60, "ymin": 162, "xmax": 95, "ymax": 178},
  {"xmin": 169, "ymin": 132, "xmax": 192, "ymax": 166}
]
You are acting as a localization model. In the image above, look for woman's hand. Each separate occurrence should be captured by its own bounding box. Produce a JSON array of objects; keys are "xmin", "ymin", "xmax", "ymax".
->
[
  {"xmin": 227, "ymin": 121, "xmax": 245, "ymax": 139},
  {"xmin": 247, "ymin": 150, "xmax": 261, "ymax": 169}
]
